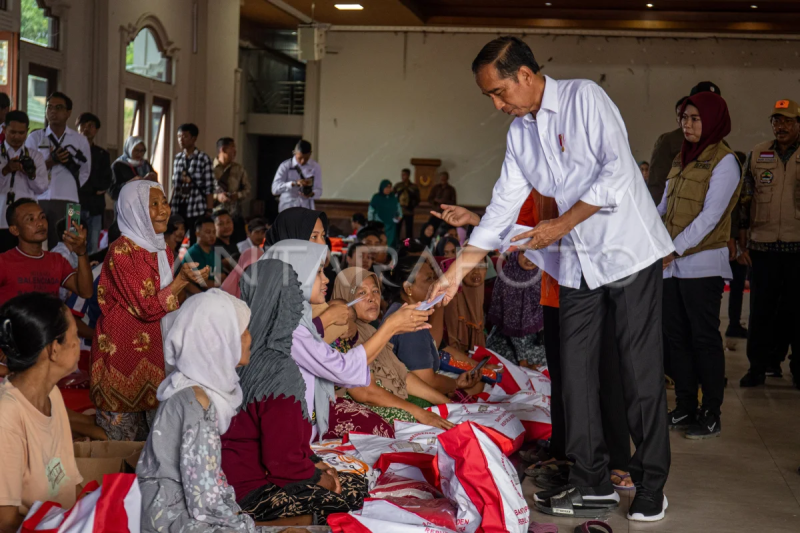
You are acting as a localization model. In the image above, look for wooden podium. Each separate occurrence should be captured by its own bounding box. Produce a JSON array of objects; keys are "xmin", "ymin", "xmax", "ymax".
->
[{"xmin": 411, "ymin": 158, "xmax": 441, "ymax": 202}]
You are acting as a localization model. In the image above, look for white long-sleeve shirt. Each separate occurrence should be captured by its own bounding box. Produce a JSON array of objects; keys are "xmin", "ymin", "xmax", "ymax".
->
[
  {"xmin": 658, "ymin": 153, "xmax": 740, "ymax": 280},
  {"xmin": 271, "ymin": 156, "xmax": 323, "ymax": 212},
  {"xmin": 0, "ymin": 141, "xmax": 49, "ymax": 229},
  {"xmin": 469, "ymin": 76, "xmax": 674, "ymax": 290},
  {"xmin": 26, "ymin": 126, "xmax": 91, "ymax": 202}
]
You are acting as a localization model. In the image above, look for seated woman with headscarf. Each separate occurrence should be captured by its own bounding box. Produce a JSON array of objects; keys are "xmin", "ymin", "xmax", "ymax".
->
[
  {"xmin": 486, "ymin": 251, "xmax": 546, "ymax": 368},
  {"xmin": 221, "ymin": 241, "xmax": 431, "ymax": 525},
  {"xmin": 368, "ymin": 180, "xmax": 402, "ymax": 248},
  {"xmin": 137, "ymin": 289, "xmax": 255, "ymax": 533},
  {"xmin": 330, "ymin": 267, "xmax": 454, "ymax": 429},
  {"xmin": 441, "ymin": 257, "xmax": 488, "ymax": 353},
  {"xmin": 382, "ymin": 256, "xmax": 483, "ymax": 397}
]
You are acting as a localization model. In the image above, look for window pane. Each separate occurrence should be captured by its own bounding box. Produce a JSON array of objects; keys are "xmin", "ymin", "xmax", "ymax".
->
[
  {"xmin": 27, "ymin": 74, "xmax": 47, "ymax": 132},
  {"xmin": 123, "ymin": 98, "xmax": 140, "ymax": 139},
  {"xmin": 20, "ymin": 0, "xmax": 55, "ymax": 48},
  {"xmin": 152, "ymin": 108, "xmax": 167, "ymax": 189},
  {"xmin": 126, "ymin": 28, "xmax": 169, "ymax": 82},
  {"xmin": 151, "ymin": 104, "xmax": 164, "ymax": 153}
]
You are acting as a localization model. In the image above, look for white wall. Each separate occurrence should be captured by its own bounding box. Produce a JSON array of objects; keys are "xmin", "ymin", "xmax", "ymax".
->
[{"xmin": 318, "ymin": 31, "xmax": 800, "ymax": 205}]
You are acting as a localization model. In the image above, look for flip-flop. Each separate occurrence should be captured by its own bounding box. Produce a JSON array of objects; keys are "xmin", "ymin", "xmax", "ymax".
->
[
  {"xmin": 610, "ymin": 471, "xmax": 635, "ymax": 491},
  {"xmin": 574, "ymin": 520, "xmax": 613, "ymax": 533},
  {"xmin": 535, "ymin": 487, "xmax": 618, "ymax": 518},
  {"xmin": 529, "ymin": 522, "xmax": 559, "ymax": 533}
]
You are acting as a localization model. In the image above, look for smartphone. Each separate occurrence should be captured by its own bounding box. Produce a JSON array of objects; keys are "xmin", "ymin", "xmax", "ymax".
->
[
  {"xmin": 471, "ymin": 356, "xmax": 491, "ymax": 375},
  {"xmin": 66, "ymin": 203, "xmax": 81, "ymax": 234}
]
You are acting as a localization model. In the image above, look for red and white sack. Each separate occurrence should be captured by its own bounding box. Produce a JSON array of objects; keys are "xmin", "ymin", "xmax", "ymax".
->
[
  {"xmin": 347, "ymin": 432, "xmax": 437, "ymax": 467},
  {"xmin": 373, "ymin": 450, "xmax": 440, "ymax": 488},
  {"xmin": 328, "ymin": 498, "xmax": 459, "ymax": 533},
  {"xmin": 393, "ymin": 420, "xmax": 445, "ymax": 444},
  {"xmin": 484, "ymin": 390, "xmax": 552, "ymax": 442},
  {"xmin": 438, "ymin": 422, "xmax": 529, "ymax": 533},
  {"xmin": 427, "ymin": 403, "xmax": 525, "ymax": 455},
  {"xmin": 519, "ymin": 367, "xmax": 551, "ymax": 397},
  {"xmin": 370, "ymin": 471, "xmax": 444, "ymax": 500},
  {"xmin": 472, "ymin": 347, "xmax": 535, "ymax": 396},
  {"xmin": 21, "ymin": 474, "xmax": 141, "ymax": 533}
]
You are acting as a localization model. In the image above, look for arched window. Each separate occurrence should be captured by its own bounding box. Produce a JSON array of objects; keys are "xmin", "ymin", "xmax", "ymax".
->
[
  {"xmin": 20, "ymin": 0, "xmax": 58, "ymax": 49},
  {"xmin": 125, "ymin": 27, "xmax": 171, "ymax": 83}
]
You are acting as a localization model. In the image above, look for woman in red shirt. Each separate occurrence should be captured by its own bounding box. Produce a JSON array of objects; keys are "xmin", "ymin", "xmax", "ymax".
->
[{"xmin": 90, "ymin": 180, "xmax": 207, "ymax": 440}]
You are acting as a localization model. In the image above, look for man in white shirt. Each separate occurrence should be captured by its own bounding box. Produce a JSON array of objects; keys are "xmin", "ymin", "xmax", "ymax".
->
[
  {"xmin": 271, "ymin": 139, "xmax": 322, "ymax": 212},
  {"xmin": 0, "ymin": 111, "xmax": 48, "ymax": 252},
  {"xmin": 26, "ymin": 92, "xmax": 91, "ymax": 249},
  {"xmin": 429, "ymin": 37, "xmax": 674, "ymax": 522}
]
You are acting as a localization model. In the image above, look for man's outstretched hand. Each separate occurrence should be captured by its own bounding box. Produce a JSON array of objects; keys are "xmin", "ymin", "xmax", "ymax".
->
[{"xmin": 430, "ymin": 205, "xmax": 481, "ymax": 228}]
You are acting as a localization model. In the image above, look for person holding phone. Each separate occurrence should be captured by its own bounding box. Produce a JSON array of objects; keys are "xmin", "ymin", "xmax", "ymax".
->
[{"xmin": 271, "ymin": 140, "xmax": 322, "ymax": 212}]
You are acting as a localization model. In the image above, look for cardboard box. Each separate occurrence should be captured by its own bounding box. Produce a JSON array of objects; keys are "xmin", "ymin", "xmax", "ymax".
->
[{"xmin": 73, "ymin": 441, "xmax": 144, "ymax": 486}]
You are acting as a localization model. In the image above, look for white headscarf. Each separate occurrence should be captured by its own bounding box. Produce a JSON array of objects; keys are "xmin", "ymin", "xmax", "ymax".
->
[
  {"xmin": 158, "ymin": 289, "xmax": 251, "ymax": 433},
  {"xmin": 260, "ymin": 239, "xmax": 334, "ymax": 436},
  {"xmin": 117, "ymin": 180, "xmax": 176, "ymax": 335}
]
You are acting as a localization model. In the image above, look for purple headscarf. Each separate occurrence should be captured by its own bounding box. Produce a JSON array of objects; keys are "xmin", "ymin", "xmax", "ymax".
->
[{"xmin": 488, "ymin": 252, "xmax": 544, "ymax": 337}]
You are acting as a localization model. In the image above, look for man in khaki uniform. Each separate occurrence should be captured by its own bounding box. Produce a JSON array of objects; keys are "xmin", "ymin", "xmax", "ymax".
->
[
  {"xmin": 738, "ymin": 99, "xmax": 800, "ymax": 389},
  {"xmin": 213, "ymin": 137, "xmax": 251, "ymax": 244}
]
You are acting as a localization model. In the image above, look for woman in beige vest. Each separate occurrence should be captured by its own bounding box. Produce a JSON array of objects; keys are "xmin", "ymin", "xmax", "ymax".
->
[{"xmin": 657, "ymin": 91, "xmax": 742, "ymax": 440}]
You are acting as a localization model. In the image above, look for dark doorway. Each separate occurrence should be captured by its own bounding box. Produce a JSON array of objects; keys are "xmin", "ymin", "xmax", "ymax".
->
[{"xmin": 257, "ymin": 135, "xmax": 300, "ymax": 223}]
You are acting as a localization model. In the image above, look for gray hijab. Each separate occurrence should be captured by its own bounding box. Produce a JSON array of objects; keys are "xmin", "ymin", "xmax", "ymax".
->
[
  {"xmin": 237, "ymin": 259, "xmax": 309, "ymax": 419},
  {"xmin": 260, "ymin": 240, "xmax": 334, "ymax": 436}
]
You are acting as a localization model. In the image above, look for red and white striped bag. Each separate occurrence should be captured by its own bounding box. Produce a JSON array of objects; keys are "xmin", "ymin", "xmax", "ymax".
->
[
  {"xmin": 471, "ymin": 347, "xmax": 535, "ymax": 396},
  {"xmin": 438, "ymin": 422, "xmax": 529, "ymax": 533},
  {"xmin": 346, "ymin": 432, "xmax": 438, "ymax": 467},
  {"xmin": 426, "ymin": 403, "xmax": 525, "ymax": 455},
  {"xmin": 20, "ymin": 474, "xmax": 141, "ymax": 533},
  {"xmin": 328, "ymin": 498, "xmax": 459, "ymax": 533},
  {"xmin": 485, "ymin": 390, "xmax": 552, "ymax": 442}
]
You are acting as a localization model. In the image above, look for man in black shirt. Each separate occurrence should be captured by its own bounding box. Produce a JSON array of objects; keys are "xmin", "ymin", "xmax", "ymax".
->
[{"xmin": 76, "ymin": 113, "xmax": 112, "ymax": 254}]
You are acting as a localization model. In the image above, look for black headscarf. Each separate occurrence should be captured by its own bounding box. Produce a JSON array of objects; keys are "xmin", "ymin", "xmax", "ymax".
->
[
  {"xmin": 265, "ymin": 207, "xmax": 328, "ymax": 247},
  {"xmin": 237, "ymin": 259, "xmax": 310, "ymax": 419},
  {"xmin": 435, "ymin": 236, "xmax": 461, "ymax": 258}
]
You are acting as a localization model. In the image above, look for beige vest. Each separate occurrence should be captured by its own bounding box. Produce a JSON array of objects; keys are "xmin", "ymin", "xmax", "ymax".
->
[
  {"xmin": 748, "ymin": 140, "xmax": 800, "ymax": 243},
  {"xmin": 664, "ymin": 142, "xmax": 742, "ymax": 257}
]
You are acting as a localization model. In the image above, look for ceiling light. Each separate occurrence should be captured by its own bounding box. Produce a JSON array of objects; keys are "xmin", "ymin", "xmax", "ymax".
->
[
  {"xmin": 751, "ymin": 4, "xmax": 758, "ymax": 8},
  {"xmin": 335, "ymin": 3, "xmax": 364, "ymax": 9},
  {"xmin": 646, "ymin": 3, "xmax": 654, "ymax": 7},
  {"xmin": 545, "ymin": 2, "xmax": 552, "ymax": 5}
]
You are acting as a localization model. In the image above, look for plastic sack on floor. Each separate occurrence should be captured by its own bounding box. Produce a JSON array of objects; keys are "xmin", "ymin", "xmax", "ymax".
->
[
  {"xmin": 484, "ymin": 390, "xmax": 552, "ymax": 442},
  {"xmin": 392, "ymin": 420, "xmax": 445, "ymax": 444},
  {"xmin": 21, "ymin": 474, "xmax": 141, "ymax": 533},
  {"xmin": 519, "ymin": 366, "xmax": 551, "ymax": 397},
  {"xmin": 438, "ymin": 422, "xmax": 529, "ymax": 533},
  {"xmin": 328, "ymin": 497, "xmax": 459, "ymax": 533},
  {"xmin": 369, "ymin": 470, "xmax": 444, "ymax": 500},
  {"xmin": 426, "ymin": 403, "xmax": 525, "ymax": 455},
  {"xmin": 346, "ymin": 432, "xmax": 437, "ymax": 467},
  {"xmin": 471, "ymin": 347, "xmax": 536, "ymax": 396}
]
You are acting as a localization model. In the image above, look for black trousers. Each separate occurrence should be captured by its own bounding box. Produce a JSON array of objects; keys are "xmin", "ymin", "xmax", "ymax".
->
[
  {"xmin": 39, "ymin": 199, "xmax": 71, "ymax": 250},
  {"xmin": 0, "ymin": 228, "xmax": 17, "ymax": 253},
  {"xmin": 747, "ymin": 250, "xmax": 800, "ymax": 375},
  {"xmin": 542, "ymin": 305, "xmax": 566, "ymax": 461},
  {"xmin": 400, "ymin": 213, "xmax": 415, "ymax": 241},
  {"xmin": 560, "ymin": 260, "xmax": 669, "ymax": 492},
  {"xmin": 663, "ymin": 276, "xmax": 726, "ymax": 416},
  {"xmin": 728, "ymin": 260, "xmax": 748, "ymax": 327}
]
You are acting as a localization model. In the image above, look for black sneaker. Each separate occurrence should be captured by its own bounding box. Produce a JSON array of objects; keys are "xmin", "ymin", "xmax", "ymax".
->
[
  {"xmin": 667, "ymin": 406, "xmax": 697, "ymax": 430},
  {"xmin": 765, "ymin": 365, "xmax": 783, "ymax": 378},
  {"xmin": 627, "ymin": 486, "xmax": 668, "ymax": 522},
  {"xmin": 740, "ymin": 372, "xmax": 766, "ymax": 387},
  {"xmin": 685, "ymin": 410, "xmax": 721, "ymax": 440},
  {"xmin": 725, "ymin": 323, "xmax": 748, "ymax": 338}
]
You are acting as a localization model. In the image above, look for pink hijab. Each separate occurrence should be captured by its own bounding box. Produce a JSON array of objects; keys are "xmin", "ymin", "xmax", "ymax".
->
[{"xmin": 221, "ymin": 246, "xmax": 263, "ymax": 298}]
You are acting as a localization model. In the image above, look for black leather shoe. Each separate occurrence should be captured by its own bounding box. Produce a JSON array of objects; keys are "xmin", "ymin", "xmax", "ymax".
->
[{"xmin": 740, "ymin": 372, "xmax": 766, "ymax": 387}]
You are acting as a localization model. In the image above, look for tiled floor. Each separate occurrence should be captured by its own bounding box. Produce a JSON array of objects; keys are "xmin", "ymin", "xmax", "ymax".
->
[{"xmin": 524, "ymin": 293, "xmax": 800, "ymax": 532}]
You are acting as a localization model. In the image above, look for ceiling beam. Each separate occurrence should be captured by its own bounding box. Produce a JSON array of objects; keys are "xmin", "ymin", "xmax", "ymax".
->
[
  {"xmin": 265, "ymin": 0, "xmax": 312, "ymax": 24},
  {"xmin": 397, "ymin": 0, "xmax": 428, "ymax": 23}
]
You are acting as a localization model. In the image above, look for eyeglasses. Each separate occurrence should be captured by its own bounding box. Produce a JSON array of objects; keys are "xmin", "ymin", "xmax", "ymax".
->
[
  {"xmin": 46, "ymin": 104, "xmax": 67, "ymax": 112},
  {"xmin": 771, "ymin": 115, "xmax": 798, "ymax": 127},
  {"xmin": 679, "ymin": 114, "xmax": 702, "ymax": 126}
]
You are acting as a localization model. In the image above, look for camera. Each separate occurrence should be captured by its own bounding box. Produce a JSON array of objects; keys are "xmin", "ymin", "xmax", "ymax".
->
[{"xmin": 18, "ymin": 154, "xmax": 37, "ymax": 178}]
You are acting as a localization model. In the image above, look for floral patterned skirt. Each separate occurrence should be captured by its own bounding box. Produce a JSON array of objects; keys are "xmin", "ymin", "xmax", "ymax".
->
[
  {"xmin": 96, "ymin": 409, "xmax": 157, "ymax": 441},
  {"xmin": 321, "ymin": 397, "xmax": 395, "ymax": 439},
  {"xmin": 238, "ymin": 472, "xmax": 368, "ymax": 525}
]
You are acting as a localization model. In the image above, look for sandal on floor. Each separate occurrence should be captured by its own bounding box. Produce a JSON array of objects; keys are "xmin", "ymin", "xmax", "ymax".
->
[
  {"xmin": 610, "ymin": 471, "xmax": 635, "ymax": 491},
  {"xmin": 574, "ymin": 520, "xmax": 613, "ymax": 533},
  {"xmin": 526, "ymin": 461, "xmax": 571, "ymax": 477},
  {"xmin": 529, "ymin": 522, "xmax": 559, "ymax": 533},
  {"xmin": 534, "ymin": 472, "xmax": 570, "ymax": 490},
  {"xmin": 535, "ymin": 487, "xmax": 619, "ymax": 518}
]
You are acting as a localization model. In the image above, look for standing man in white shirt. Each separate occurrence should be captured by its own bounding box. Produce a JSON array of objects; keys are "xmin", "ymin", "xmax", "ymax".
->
[
  {"xmin": 0, "ymin": 111, "xmax": 48, "ymax": 252},
  {"xmin": 26, "ymin": 92, "xmax": 91, "ymax": 249},
  {"xmin": 658, "ymin": 92, "xmax": 741, "ymax": 440},
  {"xmin": 429, "ymin": 37, "xmax": 674, "ymax": 522},
  {"xmin": 271, "ymin": 139, "xmax": 322, "ymax": 212}
]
